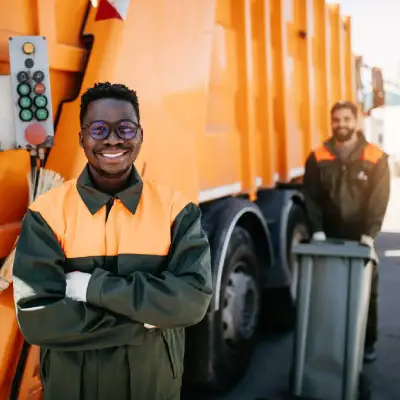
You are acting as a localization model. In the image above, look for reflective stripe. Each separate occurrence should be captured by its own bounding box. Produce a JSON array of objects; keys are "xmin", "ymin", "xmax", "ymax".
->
[
  {"xmin": 198, "ymin": 182, "xmax": 242, "ymax": 203},
  {"xmin": 362, "ymin": 143, "xmax": 384, "ymax": 164},
  {"xmin": 289, "ymin": 167, "xmax": 304, "ymax": 179},
  {"xmin": 314, "ymin": 144, "xmax": 335, "ymax": 162}
]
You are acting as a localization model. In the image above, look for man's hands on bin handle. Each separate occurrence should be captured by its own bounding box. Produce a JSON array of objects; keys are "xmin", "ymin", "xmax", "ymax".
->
[
  {"xmin": 360, "ymin": 234, "xmax": 374, "ymax": 248},
  {"xmin": 312, "ymin": 231, "xmax": 326, "ymax": 241}
]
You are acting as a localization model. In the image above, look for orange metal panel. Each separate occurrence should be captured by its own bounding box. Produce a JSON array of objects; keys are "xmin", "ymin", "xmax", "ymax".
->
[
  {"xmin": 270, "ymin": 0, "xmax": 289, "ymax": 182},
  {"xmin": 251, "ymin": 0, "xmax": 275, "ymax": 188},
  {"xmin": 0, "ymin": 0, "xmax": 360, "ymax": 212},
  {"xmin": 312, "ymin": 0, "xmax": 331, "ymax": 143},
  {"xmin": 328, "ymin": 3, "xmax": 345, "ymax": 103},
  {"xmin": 343, "ymin": 15, "xmax": 356, "ymax": 102},
  {"xmin": 0, "ymin": 286, "xmax": 25, "ymax": 400}
]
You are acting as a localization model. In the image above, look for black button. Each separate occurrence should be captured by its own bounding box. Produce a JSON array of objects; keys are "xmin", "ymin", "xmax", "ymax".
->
[
  {"xmin": 33, "ymin": 71, "xmax": 45, "ymax": 83},
  {"xmin": 17, "ymin": 71, "xmax": 29, "ymax": 83},
  {"xmin": 25, "ymin": 58, "xmax": 34, "ymax": 69}
]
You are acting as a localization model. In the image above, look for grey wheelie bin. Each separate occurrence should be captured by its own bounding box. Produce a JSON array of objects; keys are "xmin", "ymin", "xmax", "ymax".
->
[{"xmin": 290, "ymin": 240, "xmax": 374, "ymax": 400}]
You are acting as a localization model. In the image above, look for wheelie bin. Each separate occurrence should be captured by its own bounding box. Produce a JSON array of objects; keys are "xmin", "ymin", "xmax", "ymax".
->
[{"xmin": 290, "ymin": 240, "xmax": 374, "ymax": 400}]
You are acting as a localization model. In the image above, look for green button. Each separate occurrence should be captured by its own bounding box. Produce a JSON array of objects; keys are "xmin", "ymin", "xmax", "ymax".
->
[
  {"xmin": 20, "ymin": 109, "xmax": 33, "ymax": 122},
  {"xmin": 19, "ymin": 96, "xmax": 32, "ymax": 109},
  {"xmin": 34, "ymin": 95, "xmax": 47, "ymax": 108},
  {"xmin": 36, "ymin": 108, "xmax": 48, "ymax": 121},
  {"xmin": 17, "ymin": 83, "xmax": 31, "ymax": 96}
]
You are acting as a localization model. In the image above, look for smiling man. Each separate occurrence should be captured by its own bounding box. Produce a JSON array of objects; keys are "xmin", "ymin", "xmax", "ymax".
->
[
  {"xmin": 12, "ymin": 82, "xmax": 213, "ymax": 400},
  {"xmin": 303, "ymin": 100, "xmax": 390, "ymax": 364}
]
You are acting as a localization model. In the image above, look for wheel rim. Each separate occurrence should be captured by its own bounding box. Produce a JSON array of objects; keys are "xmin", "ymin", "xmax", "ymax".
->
[{"xmin": 221, "ymin": 265, "xmax": 260, "ymax": 347}]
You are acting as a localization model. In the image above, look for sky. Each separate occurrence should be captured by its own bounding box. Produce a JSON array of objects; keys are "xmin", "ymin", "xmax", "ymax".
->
[{"xmin": 327, "ymin": 0, "xmax": 400, "ymax": 80}]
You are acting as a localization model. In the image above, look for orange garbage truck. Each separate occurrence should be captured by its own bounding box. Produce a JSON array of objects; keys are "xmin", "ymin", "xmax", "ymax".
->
[{"xmin": 0, "ymin": 0, "xmax": 385, "ymax": 398}]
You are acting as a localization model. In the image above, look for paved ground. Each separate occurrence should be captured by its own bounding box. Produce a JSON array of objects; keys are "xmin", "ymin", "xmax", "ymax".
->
[{"xmin": 192, "ymin": 180, "xmax": 400, "ymax": 400}]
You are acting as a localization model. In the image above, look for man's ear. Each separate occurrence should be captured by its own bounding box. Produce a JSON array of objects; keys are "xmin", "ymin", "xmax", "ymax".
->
[{"xmin": 79, "ymin": 132, "xmax": 84, "ymax": 148}]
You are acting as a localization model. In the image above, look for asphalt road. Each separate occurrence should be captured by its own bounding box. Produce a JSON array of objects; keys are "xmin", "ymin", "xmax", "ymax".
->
[{"xmin": 193, "ymin": 179, "xmax": 400, "ymax": 400}]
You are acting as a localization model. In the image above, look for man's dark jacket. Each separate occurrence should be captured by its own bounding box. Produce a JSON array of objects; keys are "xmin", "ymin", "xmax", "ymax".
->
[{"xmin": 303, "ymin": 134, "xmax": 390, "ymax": 240}]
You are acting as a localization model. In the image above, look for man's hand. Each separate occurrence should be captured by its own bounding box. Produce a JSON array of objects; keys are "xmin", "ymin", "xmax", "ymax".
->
[
  {"xmin": 65, "ymin": 271, "xmax": 91, "ymax": 302},
  {"xmin": 144, "ymin": 324, "xmax": 157, "ymax": 329},
  {"xmin": 360, "ymin": 234, "xmax": 374, "ymax": 248},
  {"xmin": 312, "ymin": 231, "xmax": 326, "ymax": 241}
]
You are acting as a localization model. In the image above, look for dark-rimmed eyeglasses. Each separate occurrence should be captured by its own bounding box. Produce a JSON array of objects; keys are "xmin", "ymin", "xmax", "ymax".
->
[{"xmin": 81, "ymin": 119, "xmax": 143, "ymax": 141}]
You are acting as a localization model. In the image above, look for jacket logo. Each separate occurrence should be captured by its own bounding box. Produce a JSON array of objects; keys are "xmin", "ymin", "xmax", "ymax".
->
[{"xmin": 357, "ymin": 170, "xmax": 368, "ymax": 181}]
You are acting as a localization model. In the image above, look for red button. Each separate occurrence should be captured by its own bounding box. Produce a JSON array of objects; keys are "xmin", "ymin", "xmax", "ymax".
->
[
  {"xmin": 25, "ymin": 123, "xmax": 47, "ymax": 145},
  {"xmin": 34, "ymin": 83, "xmax": 45, "ymax": 95}
]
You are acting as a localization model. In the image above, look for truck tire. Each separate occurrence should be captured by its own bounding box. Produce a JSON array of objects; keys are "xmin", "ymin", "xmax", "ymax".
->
[
  {"xmin": 263, "ymin": 204, "xmax": 310, "ymax": 334},
  {"xmin": 286, "ymin": 204, "xmax": 310, "ymax": 301},
  {"xmin": 213, "ymin": 225, "xmax": 261, "ymax": 392}
]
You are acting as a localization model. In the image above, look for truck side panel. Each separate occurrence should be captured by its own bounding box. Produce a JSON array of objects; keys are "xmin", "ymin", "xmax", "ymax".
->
[{"xmin": 48, "ymin": 0, "xmax": 217, "ymax": 204}]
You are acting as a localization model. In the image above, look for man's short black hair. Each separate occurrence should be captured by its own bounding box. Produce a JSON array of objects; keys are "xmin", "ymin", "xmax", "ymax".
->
[
  {"xmin": 80, "ymin": 82, "xmax": 140, "ymax": 125},
  {"xmin": 330, "ymin": 100, "xmax": 358, "ymax": 118}
]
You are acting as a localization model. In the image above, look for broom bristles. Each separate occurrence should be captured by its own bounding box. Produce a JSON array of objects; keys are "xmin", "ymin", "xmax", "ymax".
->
[{"xmin": 0, "ymin": 169, "xmax": 65, "ymax": 291}]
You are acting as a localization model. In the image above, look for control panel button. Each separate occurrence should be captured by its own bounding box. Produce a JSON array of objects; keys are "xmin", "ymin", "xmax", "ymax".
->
[
  {"xmin": 20, "ymin": 109, "xmax": 33, "ymax": 122},
  {"xmin": 34, "ymin": 95, "xmax": 47, "ymax": 108},
  {"xmin": 35, "ymin": 108, "xmax": 49, "ymax": 121},
  {"xmin": 25, "ymin": 123, "xmax": 47, "ymax": 145},
  {"xmin": 19, "ymin": 96, "xmax": 32, "ymax": 109},
  {"xmin": 33, "ymin": 71, "xmax": 45, "ymax": 83},
  {"xmin": 17, "ymin": 71, "xmax": 29, "ymax": 83},
  {"xmin": 34, "ymin": 83, "xmax": 45, "ymax": 94},
  {"xmin": 22, "ymin": 42, "xmax": 35, "ymax": 55},
  {"xmin": 17, "ymin": 83, "xmax": 31, "ymax": 96},
  {"xmin": 25, "ymin": 58, "xmax": 34, "ymax": 69}
]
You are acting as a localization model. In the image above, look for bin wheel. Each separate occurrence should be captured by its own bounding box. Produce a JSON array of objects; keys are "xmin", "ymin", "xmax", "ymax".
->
[
  {"xmin": 358, "ymin": 372, "xmax": 372, "ymax": 400},
  {"xmin": 212, "ymin": 225, "xmax": 262, "ymax": 392}
]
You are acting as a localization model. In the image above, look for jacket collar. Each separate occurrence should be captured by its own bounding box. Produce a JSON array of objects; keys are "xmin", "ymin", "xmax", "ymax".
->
[
  {"xmin": 76, "ymin": 164, "xmax": 143, "ymax": 215},
  {"xmin": 324, "ymin": 131, "xmax": 368, "ymax": 162}
]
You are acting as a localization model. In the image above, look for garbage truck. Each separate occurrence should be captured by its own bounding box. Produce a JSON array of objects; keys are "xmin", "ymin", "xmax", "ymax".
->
[{"xmin": 0, "ymin": 0, "xmax": 386, "ymax": 398}]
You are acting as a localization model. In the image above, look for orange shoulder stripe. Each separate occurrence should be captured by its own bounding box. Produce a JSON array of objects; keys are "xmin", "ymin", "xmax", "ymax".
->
[
  {"xmin": 314, "ymin": 145, "xmax": 336, "ymax": 162},
  {"xmin": 362, "ymin": 143, "xmax": 384, "ymax": 164},
  {"xmin": 28, "ymin": 181, "xmax": 75, "ymax": 246}
]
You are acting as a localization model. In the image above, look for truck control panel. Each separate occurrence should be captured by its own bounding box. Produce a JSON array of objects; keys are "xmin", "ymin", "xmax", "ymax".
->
[{"xmin": 8, "ymin": 36, "xmax": 54, "ymax": 150}]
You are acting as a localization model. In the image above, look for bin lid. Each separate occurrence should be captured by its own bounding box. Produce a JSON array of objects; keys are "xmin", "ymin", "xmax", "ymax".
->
[{"xmin": 292, "ymin": 240, "xmax": 374, "ymax": 260}]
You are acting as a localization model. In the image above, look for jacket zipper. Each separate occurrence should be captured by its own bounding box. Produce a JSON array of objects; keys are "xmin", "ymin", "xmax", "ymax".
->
[{"xmin": 105, "ymin": 197, "xmax": 115, "ymax": 222}]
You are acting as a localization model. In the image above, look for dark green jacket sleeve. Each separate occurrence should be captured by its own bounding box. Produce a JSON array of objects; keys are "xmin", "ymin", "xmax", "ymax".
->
[
  {"xmin": 13, "ymin": 209, "xmax": 137, "ymax": 351},
  {"xmin": 303, "ymin": 152, "xmax": 324, "ymax": 233},
  {"xmin": 87, "ymin": 202, "xmax": 213, "ymax": 329},
  {"xmin": 365, "ymin": 154, "xmax": 391, "ymax": 238}
]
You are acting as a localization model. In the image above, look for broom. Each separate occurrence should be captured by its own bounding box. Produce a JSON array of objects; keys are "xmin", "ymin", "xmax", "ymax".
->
[{"xmin": 0, "ymin": 167, "xmax": 65, "ymax": 293}]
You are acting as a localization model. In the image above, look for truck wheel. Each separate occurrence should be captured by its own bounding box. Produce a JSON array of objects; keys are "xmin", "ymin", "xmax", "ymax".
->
[
  {"xmin": 213, "ymin": 225, "xmax": 261, "ymax": 392},
  {"xmin": 263, "ymin": 204, "xmax": 310, "ymax": 334},
  {"xmin": 286, "ymin": 204, "xmax": 310, "ymax": 301}
]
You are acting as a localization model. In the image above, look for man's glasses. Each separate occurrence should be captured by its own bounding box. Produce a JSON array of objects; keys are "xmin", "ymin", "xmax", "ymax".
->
[{"xmin": 82, "ymin": 119, "xmax": 142, "ymax": 141}]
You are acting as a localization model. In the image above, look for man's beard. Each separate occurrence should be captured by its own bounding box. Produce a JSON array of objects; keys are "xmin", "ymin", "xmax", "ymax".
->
[{"xmin": 333, "ymin": 127, "xmax": 355, "ymax": 143}]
